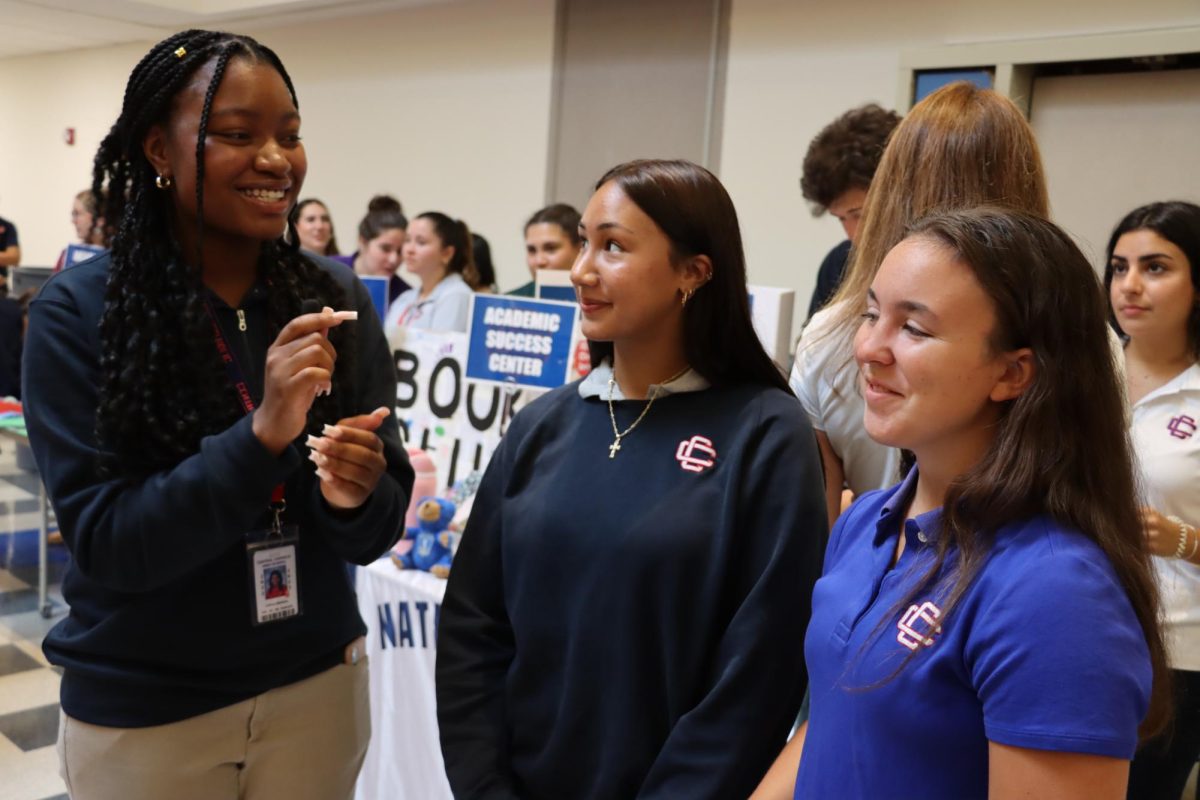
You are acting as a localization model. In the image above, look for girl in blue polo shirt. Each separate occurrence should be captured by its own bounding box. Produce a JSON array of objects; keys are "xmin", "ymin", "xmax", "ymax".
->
[{"xmin": 755, "ymin": 208, "xmax": 1169, "ymax": 800}]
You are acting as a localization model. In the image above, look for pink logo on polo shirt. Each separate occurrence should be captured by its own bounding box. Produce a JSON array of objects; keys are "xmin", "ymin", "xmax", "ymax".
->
[
  {"xmin": 897, "ymin": 601, "xmax": 943, "ymax": 651},
  {"xmin": 1168, "ymin": 414, "xmax": 1196, "ymax": 440}
]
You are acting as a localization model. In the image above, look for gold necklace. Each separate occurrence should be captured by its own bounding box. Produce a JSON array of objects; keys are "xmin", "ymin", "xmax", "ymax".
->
[{"xmin": 606, "ymin": 366, "xmax": 691, "ymax": 459}]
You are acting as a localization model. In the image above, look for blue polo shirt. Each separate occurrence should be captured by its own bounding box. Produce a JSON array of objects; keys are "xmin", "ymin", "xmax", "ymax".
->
[{"xmin": 795, "ymin": 468, "xmax": 1151, "ymax": 799}]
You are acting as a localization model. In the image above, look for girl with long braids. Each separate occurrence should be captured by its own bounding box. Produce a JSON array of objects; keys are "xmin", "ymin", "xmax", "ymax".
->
[{"xmin": 23, "ymin": 30, "xmax": 413, "ymax": 799}]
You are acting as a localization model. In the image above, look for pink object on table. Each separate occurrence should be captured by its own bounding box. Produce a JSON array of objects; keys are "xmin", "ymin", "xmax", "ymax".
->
[{"xmin": 405, "ymin": 447, "xmax": 439, "ymax": 529}]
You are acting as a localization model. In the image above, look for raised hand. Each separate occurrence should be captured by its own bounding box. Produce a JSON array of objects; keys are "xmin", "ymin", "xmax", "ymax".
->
[{"xmin": 252, "ymin": 308, "xmax": 346, "ymax": 455}]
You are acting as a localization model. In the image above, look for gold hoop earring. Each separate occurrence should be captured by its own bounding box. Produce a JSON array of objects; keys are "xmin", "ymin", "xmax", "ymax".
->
[
  {"xmin": 155, "ymin": 174, "xmax": 173, "ymax": 190},
  {"xmin": 681, "ymin": 288, "xmax": 695, "ymax": 307}
]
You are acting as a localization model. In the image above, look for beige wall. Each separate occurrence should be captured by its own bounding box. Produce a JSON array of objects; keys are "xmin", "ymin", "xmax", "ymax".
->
[
  {"xmin": 0, "ymin": 41, "xmax": 143, "ymax": 267},
  {"xmin": 0, "ymin": 0, "xmax": 556, "ymax": 292},
  {"xmin": 720, "ymin": 0, "xmax": 1200, "ymax": 323},
  {"xmin": 3, "ymin": 0, "xmax": 1200, "ymax": 304}
]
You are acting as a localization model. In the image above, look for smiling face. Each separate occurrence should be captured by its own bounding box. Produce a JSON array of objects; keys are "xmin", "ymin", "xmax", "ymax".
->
[
  {"xmin": 854, "ymin": 236, "xmax": 1027, "ymax": 470},
  {"xmin": 403, "ymin": 217, "xmax": 453, "ymax": 282},
  {"xmin": 359, "ymin": 227, "xmax": 405, "ymax": 277},
  {"xmin": 525, "ymin": 222, "xmax": 580, "ymax": 279},
  {"xmin": 1109, "ymin": 228, "xmax": 1198, "ymax": 346},
  {"xmin": 295, "ymin": 200, "xmax": 332, "ymax": 254},
  {"xmin": 570, "ymin": 181, "xmax": 693, "ymax": 347},
  {"xmin": 143, "ymin": 56, "xmax": 306, "ymax": 261}
]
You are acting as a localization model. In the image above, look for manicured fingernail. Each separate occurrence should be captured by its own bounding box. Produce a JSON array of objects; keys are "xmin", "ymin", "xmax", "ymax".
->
[
  {"xmin": 323, "ymin": 424, "xmax": 340, "ymax": 437},
  {"xmin": 305, "ymin": 435, "xmax": 321, "ymax": 448},
  {"xmin": 374, "ymin": 406, "xmax": 391, "ymax": 417},
  {"xmin": 315, "ymin": 467, "xmax": 333, "ymax": 482},
  {"xmin": 331, "ymin": 310, "xmax": 358, "ymax": 321}
]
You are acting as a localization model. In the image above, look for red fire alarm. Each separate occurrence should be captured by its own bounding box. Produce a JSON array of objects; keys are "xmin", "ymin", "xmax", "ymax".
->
[{"xmin": 64, "ymin": 127, "xmax": 75, "ymax": 146}]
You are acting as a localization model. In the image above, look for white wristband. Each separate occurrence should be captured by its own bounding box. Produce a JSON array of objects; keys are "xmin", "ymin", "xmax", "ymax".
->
[{"xmin": 1169, "ymin": 515, "xmax": 1191, "ymax": 559}]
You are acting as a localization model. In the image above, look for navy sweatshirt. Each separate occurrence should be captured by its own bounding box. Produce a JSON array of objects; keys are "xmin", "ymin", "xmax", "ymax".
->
[
  {"xmin": 22, "ymin": 253, "xmax": 413, "ymax": 727},
  {"xmin": 436, "ymin": 379, "xmax": 826, "ymax": 799}
]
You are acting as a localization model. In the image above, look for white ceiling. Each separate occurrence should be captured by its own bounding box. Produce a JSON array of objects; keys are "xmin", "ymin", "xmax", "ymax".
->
[{"xmin": 0, "ymin": 0, "xmax": 452, "ymax": 59}]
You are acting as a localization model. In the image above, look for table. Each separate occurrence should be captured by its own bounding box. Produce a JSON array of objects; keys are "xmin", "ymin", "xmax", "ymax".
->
[
  {"xmin": 0, "ymin": 421, "xmax": 53, "ymax": 618},
  {"xmin": 354, "ymin": 558, "xmax": 453, "ymax": 800}
]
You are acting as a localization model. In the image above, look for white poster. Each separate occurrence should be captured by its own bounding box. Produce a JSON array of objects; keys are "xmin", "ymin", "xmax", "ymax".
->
[
  {"xmin": 388, "ymin": 326, "xmax": 543, "ymax": 490},
  {"xmin": 355, "ymin": 561, "xmax": 453, "ymax": 800}
]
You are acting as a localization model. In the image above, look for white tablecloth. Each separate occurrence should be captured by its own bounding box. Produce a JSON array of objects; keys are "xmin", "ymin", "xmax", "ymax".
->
[{"xmin": 354, "ymin": 559, "xmax": 453, "ymax": 800}]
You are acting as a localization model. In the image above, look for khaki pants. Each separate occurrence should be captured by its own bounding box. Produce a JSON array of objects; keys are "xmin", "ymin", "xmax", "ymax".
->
[{"xmin": 57, "ymin": 654, "xmax": 370, "ymax": 800}]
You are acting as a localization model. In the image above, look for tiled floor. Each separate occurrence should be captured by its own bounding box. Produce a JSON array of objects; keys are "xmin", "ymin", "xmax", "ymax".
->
[{"xmin": 0, "ymin": 439, "xmax": 68, "ymax": 800}]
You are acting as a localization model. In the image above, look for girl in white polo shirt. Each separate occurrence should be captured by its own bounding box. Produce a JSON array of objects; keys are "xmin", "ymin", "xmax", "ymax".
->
[{"xmin": 1108, "ymin": 200, "xmax": 1200, "ymax": 800}]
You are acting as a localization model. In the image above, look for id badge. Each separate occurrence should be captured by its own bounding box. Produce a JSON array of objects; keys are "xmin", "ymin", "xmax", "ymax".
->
[{"xmin": 246, "ymin": 524, "xmax": 302, "ymax": 626}]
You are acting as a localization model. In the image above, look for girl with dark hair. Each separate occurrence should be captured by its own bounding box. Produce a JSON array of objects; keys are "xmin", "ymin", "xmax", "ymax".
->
[
  {"xmin": 469, "ymin": 231, "xmax": 498, "ymax": 293},
  {"xmin": 756, "ymin": 208, "xmax": 1168, "ymax": 800},
  {"xmin": 1106, "ymin": 201, "xmax": 1200, "ymax": 800},
  {"xmin": 509, "ymin": 202, "xmax": 582, "ymax": 296},
  {"xmin": 291, "ymin": 196, "xmax": 340, "ymax": 257},
  {"xmin": 385, "ymin": 211, "xmax": 476, "ymax": 332},
  {"xmin": 436, "ymin": 158, "xmax": 826, "ymax": 798},
  {"xmin": 334, "ymin": 194, "xmax": 410, "ymax": 306},
  {"xmin": 22, "ymin": 30, "xmax": 413, "ymax": 799}
]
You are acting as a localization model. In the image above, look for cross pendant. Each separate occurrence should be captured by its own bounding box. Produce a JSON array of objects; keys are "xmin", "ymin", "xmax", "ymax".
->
[{"xmin": 608, "ymin": 439, "xmax": 621, "ymax": 459}]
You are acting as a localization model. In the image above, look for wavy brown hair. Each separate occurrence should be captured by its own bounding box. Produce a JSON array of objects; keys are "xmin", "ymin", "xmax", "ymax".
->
[
  {"xmin": 588, "ymin": 159, "xmax": 787, "ymax": 392},
  {"xmin": 875, "ymin": 208, "xmax": 1170, "ymax": 740}
]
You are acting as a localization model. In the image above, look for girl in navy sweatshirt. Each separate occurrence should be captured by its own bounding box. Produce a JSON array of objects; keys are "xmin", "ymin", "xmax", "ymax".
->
[
  {"xmin": 23, "ymin": 30, "xmax": 412, "ymax": 799},
  {"xmin": 436, "ymin": 159, "xmax": 827, "ymax": 798}
]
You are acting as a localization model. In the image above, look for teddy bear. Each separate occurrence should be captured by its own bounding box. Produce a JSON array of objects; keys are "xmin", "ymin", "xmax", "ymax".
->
[{"xmin": 392, "ymin": 496, "xmax": 457, "ymax": 579}]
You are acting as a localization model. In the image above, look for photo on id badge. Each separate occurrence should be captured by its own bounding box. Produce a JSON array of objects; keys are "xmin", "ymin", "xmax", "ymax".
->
[{"xmin": 250, "ymin": 540, "xmax": 301, "ymax": 624}]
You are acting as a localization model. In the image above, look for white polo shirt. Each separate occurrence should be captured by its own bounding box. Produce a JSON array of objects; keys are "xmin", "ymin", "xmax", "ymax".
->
[
  {"xmin": 1131, "ymin": 362, "xmax": 1200, "ymax": 671},
  {"xmin": 789, "ymin": 303, "xmax": 901, "ymax": 495}
]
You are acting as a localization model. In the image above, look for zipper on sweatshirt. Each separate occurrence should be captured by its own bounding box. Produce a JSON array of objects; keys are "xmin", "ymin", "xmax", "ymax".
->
[{"xmin": 236, "ymin": 309, "xmax": 247, "ymax": 332}]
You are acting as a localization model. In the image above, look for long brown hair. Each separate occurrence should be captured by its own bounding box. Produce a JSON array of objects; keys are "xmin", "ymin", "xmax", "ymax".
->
[
  {"xmin": 588, "ymin": 159, "xmax": 788, "ymax": 391},
  {"xmin": 823, "ymin": 82, "xmax": 1050, "ymax": 343},
  {"xmin": 884, "ymin": 208, "xmax": 1170, "ymax": 740},
  {"xmin": 1104, "ymin": 200, "xmax": 1200, "ymax": 359}
]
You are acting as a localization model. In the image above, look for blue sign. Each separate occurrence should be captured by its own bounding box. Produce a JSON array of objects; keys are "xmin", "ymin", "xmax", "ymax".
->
[
  {"xmin": 360, "ymin": 275, "xmax": 389, "ymax": 322},
  {"xmin": 465, "ymin": 296, "xmax": 576, "ymax": 389},
  {"xmin": 537, "ymin": 284, "xmax": 576, "ymax": 302},
  {"xmin": 914, "ymin": 69, "xmax": 993, "ymax": 103}
]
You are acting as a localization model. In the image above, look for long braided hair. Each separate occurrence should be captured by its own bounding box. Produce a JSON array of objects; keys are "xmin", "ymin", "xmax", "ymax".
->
[{"xmin": 93, "ymin": 30, "xmax": 353, "ymax": 476}]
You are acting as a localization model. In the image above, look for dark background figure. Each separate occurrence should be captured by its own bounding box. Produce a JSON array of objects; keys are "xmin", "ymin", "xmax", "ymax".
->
[
  {"xmin": 799, "ymin": 104, "xmax": 900, "ymax": 321},
  {"xmin": 0, "ymin": 214, "xmax": 20, "ymax": 269},
  {"xmin": 0, "ymin": 285, "xmax": 21, "ymax": 398},
  {"xmin": 468, "ymin": 232, "xmax": 497, "ymax": 293}
]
